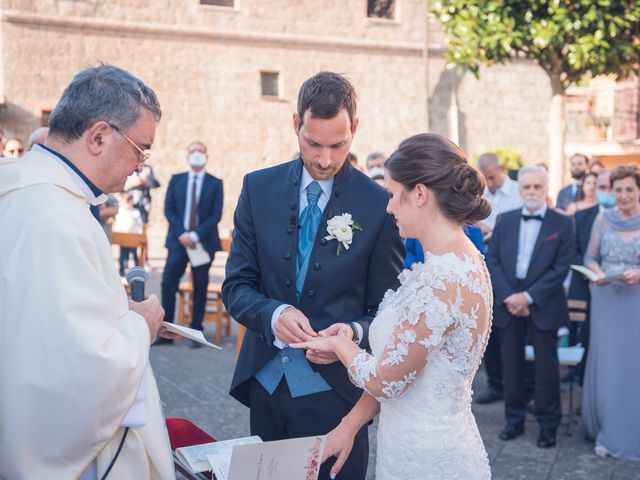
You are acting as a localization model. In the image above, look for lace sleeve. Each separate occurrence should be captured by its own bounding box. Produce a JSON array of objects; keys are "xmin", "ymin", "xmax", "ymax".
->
[
  {"xmin": 347, "ymin": 268, "xmax": 486, "ymax": 402},
  {"xmin": 584, "ymin": 213, "xmax": 604, "ymax": 266}
]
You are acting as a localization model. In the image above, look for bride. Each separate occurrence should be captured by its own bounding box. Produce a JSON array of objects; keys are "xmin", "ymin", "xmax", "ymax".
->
[{"xmin": 293, "ymin": 133, "xmax": 493, "ymax": 479}]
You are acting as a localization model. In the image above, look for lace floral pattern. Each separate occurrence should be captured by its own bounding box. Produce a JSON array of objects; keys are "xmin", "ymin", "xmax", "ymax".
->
[{"xmin": 348, "ymin": 252, "xmax": 493, "ymax": 479}]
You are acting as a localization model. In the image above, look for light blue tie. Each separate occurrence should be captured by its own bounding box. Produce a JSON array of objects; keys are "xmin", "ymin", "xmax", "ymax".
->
[
  {"xmin": 254, "ymin": 180, "xmax": 331, "ymax": 398},
  {"xmin": 296, "ymin": 181, "xmax": 323, "ymax": 298}
]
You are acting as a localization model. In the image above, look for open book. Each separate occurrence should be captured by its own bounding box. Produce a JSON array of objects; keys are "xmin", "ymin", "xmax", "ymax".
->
[
  {"xmin": 175, "ymin": 435, "xmax": 262, "ymax": 473},
  {"xmin": 570, "ymin": 265, "xmax": 624, "ymax": 283},
  {"xmin": 176, "ymin": 435, "xmax": 326, "ymax": 480}
]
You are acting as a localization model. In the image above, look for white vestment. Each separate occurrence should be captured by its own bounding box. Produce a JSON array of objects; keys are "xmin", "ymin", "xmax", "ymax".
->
[{"xmin": 0, "ymin": 151, "xmax": 175, "ymax": 479}]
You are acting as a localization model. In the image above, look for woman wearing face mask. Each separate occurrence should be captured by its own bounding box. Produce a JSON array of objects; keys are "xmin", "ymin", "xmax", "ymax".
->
[
  {"xmin": 565, "ymin": 172, "xmax": 598, "ymax": 216},
  {"xmin": 581, "ymin": 164, "xmax": 640, "ymax": 461}
]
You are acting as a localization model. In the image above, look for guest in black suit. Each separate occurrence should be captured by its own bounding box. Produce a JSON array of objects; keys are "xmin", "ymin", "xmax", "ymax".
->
[
  {"xmin": 567, "ymin": 169, "xmax": 613, "ymax": 383},
  {"xmin": 160, "ymin": 141, "xmax": 223, "ymax": 347},
  {"xmin": 222, "ymin": 72, "xmax": 404, "ymax": 480},
  {"xmin": 487, "ymin": 165, "xmax": 574, "ymax": 448},
  {"xmin": 556, "ymin": 153, "xmax": 589, "ymax": 211}
]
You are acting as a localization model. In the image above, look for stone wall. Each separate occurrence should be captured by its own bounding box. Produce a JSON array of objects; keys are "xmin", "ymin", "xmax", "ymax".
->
[{"xmin": 0, "ymin": 0, "xmax": 428, "ymax": 232}]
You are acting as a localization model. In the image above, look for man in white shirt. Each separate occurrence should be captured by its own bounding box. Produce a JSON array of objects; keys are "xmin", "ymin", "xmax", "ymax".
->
[
  {"xmin": 486, "ymin": 166, "xmax": 574, "ymax": 449},
  {"xmin": 475, "ymin": 152, "xmax": 522, "ymax": 404},
  {"xmin": 477, "ymin": 152, "xmax": 523, "ymax": 235}
]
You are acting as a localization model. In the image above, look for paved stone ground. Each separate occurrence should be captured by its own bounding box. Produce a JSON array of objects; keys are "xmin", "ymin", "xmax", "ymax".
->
[{"xmin": 138, "ymin": 237, "xmax": 640, "ymax": 479}]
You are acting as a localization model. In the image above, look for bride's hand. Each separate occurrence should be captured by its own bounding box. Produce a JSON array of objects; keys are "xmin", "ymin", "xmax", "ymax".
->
[
  {"xmin": 290, "ymin": 335, "xmax": 338, "ymax": 353},
  {"xmin": 304, "ymin": 323, "xmax": 354, "ymax": 365},
  {"xmin": 323, "ymin": 424, "xmax": 355, "ymax": 479}
]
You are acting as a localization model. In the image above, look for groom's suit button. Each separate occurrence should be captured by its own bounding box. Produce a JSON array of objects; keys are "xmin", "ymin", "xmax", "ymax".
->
[
  {"xmin": 313, "ymin": 262, "xmax": 321, "ymax": 270},
  {"xmin": 284, "ymin": 279, "xmax": 292, "ymax": 287},
  {"xmin": 284, "ymin": 252, "xmax": 291, "ymax": 260},
  {"xmin": 308, "ymin": 290, "xmax": 316, "ymax": 297},
  {"xmin": 282, "ymin": 356, "xmax": 290, "ymax": 363}
]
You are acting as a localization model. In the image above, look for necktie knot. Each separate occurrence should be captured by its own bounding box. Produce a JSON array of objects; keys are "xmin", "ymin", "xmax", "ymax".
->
[{"xmin": 306, "ymin": 181, "xmax": 322, "ymax": 207}]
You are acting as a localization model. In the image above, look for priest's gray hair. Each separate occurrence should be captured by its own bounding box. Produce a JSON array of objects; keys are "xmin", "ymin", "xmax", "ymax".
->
[
  {"xmin": 518, "ymin": 165, "xmax": 549, "ymax": 185},
  {"xmin": 48, "ymin": 64, "xmax": 161, "ymax": 141}
]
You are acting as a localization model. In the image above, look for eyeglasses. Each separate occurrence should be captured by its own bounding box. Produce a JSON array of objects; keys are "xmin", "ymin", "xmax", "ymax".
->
[{"xmin": 108, "ymin": 123, "xmax": 151, "ymax": 163}]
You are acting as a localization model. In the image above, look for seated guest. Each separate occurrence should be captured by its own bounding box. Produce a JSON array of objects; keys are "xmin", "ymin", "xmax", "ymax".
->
[
  {"xmin": 581, "ymin": 165, "xmax": 640, "ymax": 461},
  {"xmin": 486, "ymin": 166, "xmax": 574, "ymax": 449}
]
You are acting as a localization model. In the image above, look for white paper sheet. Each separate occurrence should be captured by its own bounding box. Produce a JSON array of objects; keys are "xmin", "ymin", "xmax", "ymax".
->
[
  {"xmin": 187, "ymin": 242, "xmax": 212, "ymax": 267},
  {"xmin": 162, "ymin": 322, "xmax": 222, "ymax": 349}
]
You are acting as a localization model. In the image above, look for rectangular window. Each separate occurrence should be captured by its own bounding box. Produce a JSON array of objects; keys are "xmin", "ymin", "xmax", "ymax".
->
[
  {"xmin": 200, "ymin": 0, "xmax": 234, "ymax": 6},
  {"xmin": 367, "ymin": 0, "xmax": 396, "ymax": 19},
  {"xmin": 260, "ymin": 72, "xmax": 280, "ymax": 98}
]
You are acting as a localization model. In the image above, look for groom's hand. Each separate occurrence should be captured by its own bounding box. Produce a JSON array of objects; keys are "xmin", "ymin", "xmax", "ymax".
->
[
  {"xmin": 274, "ymin": 307, "xmax": 318, "ymax": 345},
  {"xmin": 306, "ymin": 323, "xmax": 352, "ymax": 365}
]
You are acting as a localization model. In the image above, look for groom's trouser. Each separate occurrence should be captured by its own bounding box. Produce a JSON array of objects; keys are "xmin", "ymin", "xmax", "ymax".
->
[{"xmin": 249, "ymin": 378, "xmax": 369, "ymax": 480}]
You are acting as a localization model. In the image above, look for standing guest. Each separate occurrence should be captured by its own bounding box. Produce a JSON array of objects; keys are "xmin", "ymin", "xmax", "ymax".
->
[
  {"xmin": 222, "ymin": 72, "xmax": 404, "ymax": 480},
  {"xmin": 0, "ymin": 64, "xmax": 174, "ymax": 479},
  {"xmin": 368, "ymin": 166, "xmax": 385, "ymax": 187},
  {"xmin": 3, "ymin": 137, "xmax": 25, "ymax": 157},
  {"xmin": 475, "ymin": 152, "xmax": 522, "ymax": 404},
  {"xmin": 487, "ymin": 166, "xmax": 574, "ymax": 448},
  {"xmin": 556, "ymin": 153, "xmax": 589, "ymax": 211},
  {"xmin": 160, "ymin": 141, "xmax": 223, "ymax": 347},
  {"xmin": 565, "ymin": 172, "xmax": 598, "ymax": 215},
  {"xmin": 582, "ymin": 165, "xmax": 640, "ymax": 461},
  {"xmin": 27, "ymin": 126, "xmax": 49, "ymax": 150},
  {"xmin": 403, "ymin": 225, "xmax": 485, "ymax": 270},
  {"xmin": 98, "ymin": 193, "xmax": 119, "ymax": 242},
  {"xmin": 114, "ymin": 192, "xmax": 144, "ymax": 276},
  {"xmin": 365, "ymin": 151, "xmax": 385, "ymax": 172},
  {"xmin": 590, "ymin": 160, "xmax": 605, "ymax": 175},
  {"xmin": 125, "ymin": 163, "xmax": 160, "ymax": 225},
  {"xmin": 567, "ymin": 169, "xmax": 613, "ymax": 384}
]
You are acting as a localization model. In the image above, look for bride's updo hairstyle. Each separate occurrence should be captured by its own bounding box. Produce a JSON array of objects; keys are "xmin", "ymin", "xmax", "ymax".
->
[{"xmin": 385, "ymin": 133, "xmax": 491, "ymax": 224}]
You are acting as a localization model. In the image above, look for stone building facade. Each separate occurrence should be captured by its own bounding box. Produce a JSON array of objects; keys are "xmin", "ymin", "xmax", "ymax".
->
[{"xmin": 0, "ymin": 0, "xmax": 553, "ymax": 232}]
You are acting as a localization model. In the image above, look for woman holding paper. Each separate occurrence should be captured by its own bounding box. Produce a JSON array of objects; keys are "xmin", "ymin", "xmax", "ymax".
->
[
  {"xmin": 582, "ymin": 164, "xmax": 640, "ymax": 461},
  {"xmin": 293, "ymin": 134, "xmax": 493, "ymax": 479}
]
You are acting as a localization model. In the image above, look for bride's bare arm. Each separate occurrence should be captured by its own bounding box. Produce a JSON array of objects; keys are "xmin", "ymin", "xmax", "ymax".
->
[{"xmin": 323, "ymin": 393, "xmax": 380, "ymax": 479}]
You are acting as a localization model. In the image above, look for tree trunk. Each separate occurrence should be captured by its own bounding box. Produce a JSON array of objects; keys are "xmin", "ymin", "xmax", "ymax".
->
[{"xmin": 548, "ymin": 77, "xmax": 566, "ymax": 201}]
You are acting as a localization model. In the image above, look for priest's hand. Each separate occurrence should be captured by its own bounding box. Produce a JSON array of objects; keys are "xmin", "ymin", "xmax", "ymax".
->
[
  {"xmin": 129, "ymin": 295, "xmax": 164, "ymax": 343},
  {"xmin": 274, "ymin": 307, "xmax": 317, "ymax": 345}
]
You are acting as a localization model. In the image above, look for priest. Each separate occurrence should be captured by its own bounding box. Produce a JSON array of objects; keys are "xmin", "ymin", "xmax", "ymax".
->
[{"xmin": 0, "ymin": 65, "xmax": 175, "ymax": 479}]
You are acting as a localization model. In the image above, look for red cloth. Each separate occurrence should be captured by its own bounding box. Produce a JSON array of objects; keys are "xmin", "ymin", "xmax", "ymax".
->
[{"xmin": 165, "ymin": 417, "xmax": 216, "ymax": 450}]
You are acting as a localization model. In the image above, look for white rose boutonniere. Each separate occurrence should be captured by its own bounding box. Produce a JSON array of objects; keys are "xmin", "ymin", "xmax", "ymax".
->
[{"xmin": 324, "ymin": 213, "xmax": 362, "ymax": 255}]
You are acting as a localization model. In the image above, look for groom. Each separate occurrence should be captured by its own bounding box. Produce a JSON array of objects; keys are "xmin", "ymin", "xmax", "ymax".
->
[{"xmin": 222, "ymin": 71, "xmax": 404, "ymax": 479}]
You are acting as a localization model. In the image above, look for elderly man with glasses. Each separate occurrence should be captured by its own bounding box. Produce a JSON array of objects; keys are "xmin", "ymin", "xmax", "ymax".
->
[{"xmin": 0, "ymin": 64, "xmax": 174, "ymax": 479}]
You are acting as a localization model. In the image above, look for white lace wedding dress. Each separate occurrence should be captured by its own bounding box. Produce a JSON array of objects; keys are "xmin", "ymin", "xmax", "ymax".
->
[{"xmin": 348, "ymin": 252, "xmax": 493, "ymax": 479}]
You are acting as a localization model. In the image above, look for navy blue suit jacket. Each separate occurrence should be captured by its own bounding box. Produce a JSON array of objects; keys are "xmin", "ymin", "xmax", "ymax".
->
[
  {"xmin": 556, "ymin": 185, "xmax": 575, "ymax": 211},
  {"xmin": 222, "ymin": 158, "xmax": 405, "ymax": 407},
  {"xmin": 567, "ymin": 205, "xmax": 599, "ymax": 302},
  {"xmin": 164, "ymin": 171, "xmax": 223, "ymax": 255},
  {"xmin": 486, "ymin": 208, "xmax": 574, "ymax": 331}
]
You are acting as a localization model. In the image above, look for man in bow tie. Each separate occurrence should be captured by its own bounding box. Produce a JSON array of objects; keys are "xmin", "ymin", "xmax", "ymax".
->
[
  {"xmin": 222, "ymin": 71, "xmax": 404, "ymax": 479},
  {"xmin": 486, "ymin": 166, "xmax": 574, "ymax": 449}
]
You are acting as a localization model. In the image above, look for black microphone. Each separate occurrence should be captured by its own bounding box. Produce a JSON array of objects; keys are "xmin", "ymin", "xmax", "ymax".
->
[{"xmin": 125, "ymin": 266, "xmax": 148, "ymax": 302}]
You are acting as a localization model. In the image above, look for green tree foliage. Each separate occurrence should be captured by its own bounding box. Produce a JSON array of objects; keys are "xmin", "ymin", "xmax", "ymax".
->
[
  {"xmin": 430, "ymin": 0, "xmax": 640, "ymax": 94},
  {"xmin": 471, "ymin": 146, "xmax": 524, "ymax": 171}
]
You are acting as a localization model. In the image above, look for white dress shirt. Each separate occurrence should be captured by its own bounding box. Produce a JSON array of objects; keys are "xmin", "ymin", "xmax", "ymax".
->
[
  {"xmin": 516, "ymin": 204, "xmax": 548, "ymax": 304},
  {"xmin": 483, "ymin": 176, "xmax": 523, "ymax": 230},
  {"xmin": 183, "ymin": 170, "xmax": 205, "ymax": 242}
]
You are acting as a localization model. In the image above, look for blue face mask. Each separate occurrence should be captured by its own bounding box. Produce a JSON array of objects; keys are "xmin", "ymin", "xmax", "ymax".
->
[{"xmin": 596, "ymin": 191, "xmax": 616, "ymax": 208}]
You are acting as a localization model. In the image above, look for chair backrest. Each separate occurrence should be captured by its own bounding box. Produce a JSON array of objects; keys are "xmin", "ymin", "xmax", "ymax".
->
[
  {"xmin": 221, "ymin": 236, "xmax": 232, "ymax": 253},
  {"xmin": 111, "ymin": 231, "xmax": 148, "ymax": 267}
]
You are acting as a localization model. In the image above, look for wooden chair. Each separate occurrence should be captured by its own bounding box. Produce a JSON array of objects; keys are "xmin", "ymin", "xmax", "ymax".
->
[
  {"xmin": 111, "ymin": 230, "xmax": 148, "ymax": 267},
  {"xmin": 177, "ymin": 237, "xmax": 232, "ymax": 343}
]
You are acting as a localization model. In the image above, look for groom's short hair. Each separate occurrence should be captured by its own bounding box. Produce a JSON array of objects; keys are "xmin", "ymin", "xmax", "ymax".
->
[{"xmin": 296, "ymin": 71, "xmax": 357, "ymax": 128}]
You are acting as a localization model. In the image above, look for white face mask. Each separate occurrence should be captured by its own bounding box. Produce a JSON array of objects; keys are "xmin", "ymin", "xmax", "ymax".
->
[{"xmin": 188, "ymin": 151, "xmax": 207, "ymax": 168}]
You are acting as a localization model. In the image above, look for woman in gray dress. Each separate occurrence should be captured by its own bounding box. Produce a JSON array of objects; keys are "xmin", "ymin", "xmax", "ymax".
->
[{"xmin": 582, "ymin": 165, "xmax": 640, "ymax": 461}]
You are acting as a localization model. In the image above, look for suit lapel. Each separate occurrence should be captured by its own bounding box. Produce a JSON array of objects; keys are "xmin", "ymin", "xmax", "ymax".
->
[
  {"xmin": 505, "ymin": 210, "xmax": 522, "ymax": 279},
  {"xmin": 530, "ymin": 210, "xmax": 555, "ymax": 264}
]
